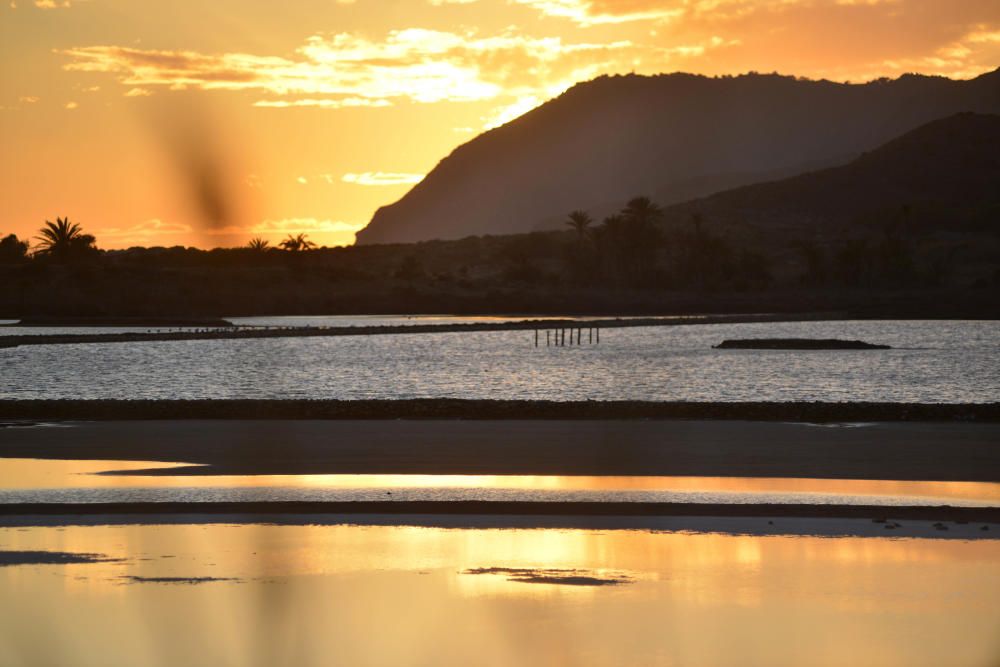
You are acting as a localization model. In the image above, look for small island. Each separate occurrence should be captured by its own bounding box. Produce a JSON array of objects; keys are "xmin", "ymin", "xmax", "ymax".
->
[{"xmin": 713, "ymin": 338, "xmax": 891, "ymax": 350}]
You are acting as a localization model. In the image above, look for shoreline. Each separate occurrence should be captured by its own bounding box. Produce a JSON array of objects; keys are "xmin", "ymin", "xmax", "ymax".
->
[
  {"xmin": 1, "ymin": 500, "xmax": 997, "ymax": 523},
  {"xmin": 2, "ymin": 400, "xmax": 998, "ymax": 422}
]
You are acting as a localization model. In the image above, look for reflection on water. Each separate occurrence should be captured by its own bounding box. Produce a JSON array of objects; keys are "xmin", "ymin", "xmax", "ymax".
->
[
  {"xmin": 2, "ymin": 459, "xmax": 999, "ymax": 507},
  {"xmin": 0, "ymin": 522, "xmax": 998, "ymax": 666},
  {"xmin": 3, "ymin": 320, "xmax": 998, "ymax": 402}
]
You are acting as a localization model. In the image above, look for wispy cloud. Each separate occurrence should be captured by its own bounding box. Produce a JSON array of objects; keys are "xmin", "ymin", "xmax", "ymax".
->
[
  {"xmin": 252, "ymin": 97, "xmax": 391, "ymax": 108},
  {"xmin": 60, "ymin": 29, "xmax": 646, "ymax": 115},
  {"xmin": 99, "ymin": 218, "xmax": 193, "ymax": 241},
  {"xmin": 513, "ymin": 0, "xmax": 682, "ymax": 26},
  {"xmin": 342, "ymin": 172, "xmax": 425, "ymax": 186}
]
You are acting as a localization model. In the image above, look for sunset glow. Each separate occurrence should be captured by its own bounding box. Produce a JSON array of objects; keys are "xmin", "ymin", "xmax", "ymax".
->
[{"xmin": 2, "ymin": 0, "xmax": 998, "ymax": 248}]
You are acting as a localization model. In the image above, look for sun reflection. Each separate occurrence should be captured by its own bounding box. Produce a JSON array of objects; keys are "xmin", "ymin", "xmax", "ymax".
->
[{"xmin": 1, "ymin": 523, "xmax": 999, "ymax": 666}]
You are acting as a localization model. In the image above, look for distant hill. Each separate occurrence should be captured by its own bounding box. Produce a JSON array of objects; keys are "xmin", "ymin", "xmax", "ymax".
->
[
  {"xmin": 662, "ymin": 112, "xmax": 1000, "ymax": 235},
  {"xmin": 356, "ymin": 68, "xmax": 1000, "ymax": 245}
]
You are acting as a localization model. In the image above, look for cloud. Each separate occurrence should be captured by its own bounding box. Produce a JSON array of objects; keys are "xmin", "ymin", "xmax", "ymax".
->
[
  {"xmin": 34, "ymin": 0, "xmax": 72, "ymax": 8},
  {"xmin": 341, "ymin": 172, "xmax": 425, "ymax": 186},
  {"xmin": 513, "ymin": 0, "xmax": 682, "ymax": 26},
  {"xmin": 252, "ymin": 97, "xmax": 391, "ymax": 108},
  {"xmin": 60, "ymin": 29, "xmax": 646, "ymax": 114},
  {"xmin": 99, "ymin": 218, "xmax": 194, "ymax": 241},
  {"xmin": 64, "ymin": 101, "xmax": 78, "ymax": 109},
  {"xmin": 56, "ymin": 4, "xmax": 1000, "ymax": 129},
  {"xmin": 246, "ymin": 218, "xmax": 365, "ymax": 234}
]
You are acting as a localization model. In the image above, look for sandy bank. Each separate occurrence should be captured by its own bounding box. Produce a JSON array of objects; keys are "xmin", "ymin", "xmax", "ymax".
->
[{"xmin": 2, "ymin": 419, "xmax": 998, "ymax": 481}]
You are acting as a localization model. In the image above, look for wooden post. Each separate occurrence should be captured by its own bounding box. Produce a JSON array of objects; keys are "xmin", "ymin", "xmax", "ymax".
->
[
  {"xmin": 596, "ymin": 327, "xmax": 600, "ymax": 344},
  {"xmin": 589, "ymin": 327, "xmax": 593, "ymax": 344},
  {"xmin": 535, "ymin": 329, "xmax": 538, "ymax": 347}
]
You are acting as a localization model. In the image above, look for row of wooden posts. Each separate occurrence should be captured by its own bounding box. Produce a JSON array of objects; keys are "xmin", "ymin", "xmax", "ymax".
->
[{"xmin": 534, "ymin": 327, "xmax": 600, "ymax": 347}]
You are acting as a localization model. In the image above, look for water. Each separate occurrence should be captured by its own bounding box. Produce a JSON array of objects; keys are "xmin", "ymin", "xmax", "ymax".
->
[
  {"xmin": 2, "ymin": 319, "xmax": 997, "ymax": 401},
  {"xmin": 1, "ymin": 522, "xmax": 998, "ymax": 666},
  {"xmin": 2, "ymin": 458, "xmax": 999, "ymax": 507}
]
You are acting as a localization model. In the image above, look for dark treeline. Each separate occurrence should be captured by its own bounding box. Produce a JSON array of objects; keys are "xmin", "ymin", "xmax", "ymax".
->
[{"xmin": 1, "ymin": 200, "xmax": 998, "ymax": 318}]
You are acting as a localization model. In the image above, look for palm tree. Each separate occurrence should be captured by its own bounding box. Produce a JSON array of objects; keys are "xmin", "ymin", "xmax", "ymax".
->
[
  {"xmin": 34, "ymin": 217, "xmax": 96, "ymax": 260},
  {"xmin": 622, "ymin": 196, "xmax": 663, "ymax": 227},
  {"xmin": 247, "ymin": 237, "xmax": 270, "ymax": 251},
  {"xmin": 565, "ymin": 210, "xmax": 593, "ymax": 241},
  {"xmin": 607, "ymin": 197, "xmax": 664, "ymax": 286},
  {"xmin": 279, "ymin": 233, "xmax": 316, "ymax": 252}
]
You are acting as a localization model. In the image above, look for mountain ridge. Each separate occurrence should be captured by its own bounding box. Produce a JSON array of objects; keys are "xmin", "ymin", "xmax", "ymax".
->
[
  {"xmin": 660, "ymin": 111, "xmax": 1000, "ymax": 235},
  {"xmin": 356, "ymin": 68, "xmax": 1000, "ymax": 245}
]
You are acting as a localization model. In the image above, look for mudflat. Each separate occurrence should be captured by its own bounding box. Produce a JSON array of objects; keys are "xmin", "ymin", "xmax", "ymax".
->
[{"xmin": 1, "ymin": 419, "xmax": 998, "ymax": 482}]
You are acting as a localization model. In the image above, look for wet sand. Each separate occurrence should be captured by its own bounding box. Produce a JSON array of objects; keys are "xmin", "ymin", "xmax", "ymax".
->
[{"xmin": 1, "ymin": 419, "xmax": 997, "ymax": 481}]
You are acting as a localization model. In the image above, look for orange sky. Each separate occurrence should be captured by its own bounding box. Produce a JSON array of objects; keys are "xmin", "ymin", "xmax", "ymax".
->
[{"xmin": 1, "ymin": 0, "xmax": 998, "ymax": 249}]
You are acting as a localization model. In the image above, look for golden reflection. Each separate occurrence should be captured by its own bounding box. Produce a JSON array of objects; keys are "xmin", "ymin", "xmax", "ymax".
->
[
  {"xmin": 1, "ymin": 523, "xmax": 999, "ymax": 667},
  {"xmin": 3, "ymin": 459, "xmax": 999, "ymax": 505}
]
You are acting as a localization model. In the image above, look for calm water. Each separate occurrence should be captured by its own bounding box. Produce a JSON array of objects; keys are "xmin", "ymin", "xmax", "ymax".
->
[
  {"xmin": 1, "ymin": 522, "xmax": 998, "ymax": 666},
  {"xmin": 2, "ymin": 319, "xmax": 998, "ymax": 401},
  {"xmin": 2, "ymin": 458, "xmax": 999, "ymax": 507}
]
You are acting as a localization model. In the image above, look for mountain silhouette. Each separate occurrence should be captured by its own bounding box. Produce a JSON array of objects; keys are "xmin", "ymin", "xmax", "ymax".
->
[
  {"xmin": 356, "ymin": 68, "xmax": 1000, "ymax": 245},
  {"xmin": 662, "ymin": 111, "xmax": 1000, "ymax": 233}
]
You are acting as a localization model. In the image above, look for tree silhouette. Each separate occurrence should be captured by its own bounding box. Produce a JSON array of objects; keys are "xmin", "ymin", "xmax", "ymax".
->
[
  {"xmin": 34, "ymin": 217, "xmax": 96, "ymax": 261},
  {"xmin": 565, "ymin": 210, "xmax": 593, "ymax": 241},
  {"xmin": 622, "ymin": 196, "xmax": 663, "ymax": 228},
  {"xmin": 0, "ymin": 234, "xmax": 29, "ymax": 263},
  {"xmin": 247, "ymin": 237, "xmax": 270, "ymax": 251},
  {"xmin": 613, "ymin": 196, "xmax": 663, "ymax": 285},
  {"xmin": 279, "ymin": 233, "xmax": 316, "ymax": 252}
]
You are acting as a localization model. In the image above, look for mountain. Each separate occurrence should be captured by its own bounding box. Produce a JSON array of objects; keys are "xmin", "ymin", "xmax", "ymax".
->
[
  {"xmin": 661, "ymin": 112, "xmax": 1000, "ymax": 235},
  {"xmin": 356, "ymin": 68, "xmax": 1000, "ymax": 245}
]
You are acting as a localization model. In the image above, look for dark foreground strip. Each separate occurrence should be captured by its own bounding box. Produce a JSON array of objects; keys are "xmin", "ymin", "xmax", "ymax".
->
[
  {"xmin": 0, "ymin": 400, "xmax": 997, "ymax": 422},
  {"xmin": 1, "ymin": 501, "xmax": 997, "ymax": 522}
]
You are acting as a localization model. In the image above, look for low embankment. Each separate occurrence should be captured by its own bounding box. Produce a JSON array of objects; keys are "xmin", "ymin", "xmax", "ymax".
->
[{"xmin": 1, "ymin": 399, "xmax": 998, "ymax": 422}]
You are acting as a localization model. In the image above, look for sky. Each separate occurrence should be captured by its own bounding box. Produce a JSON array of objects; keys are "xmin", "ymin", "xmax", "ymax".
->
[{"xmin": 1, "ymin": 0, "xmax": 998, "ymax": 249}]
